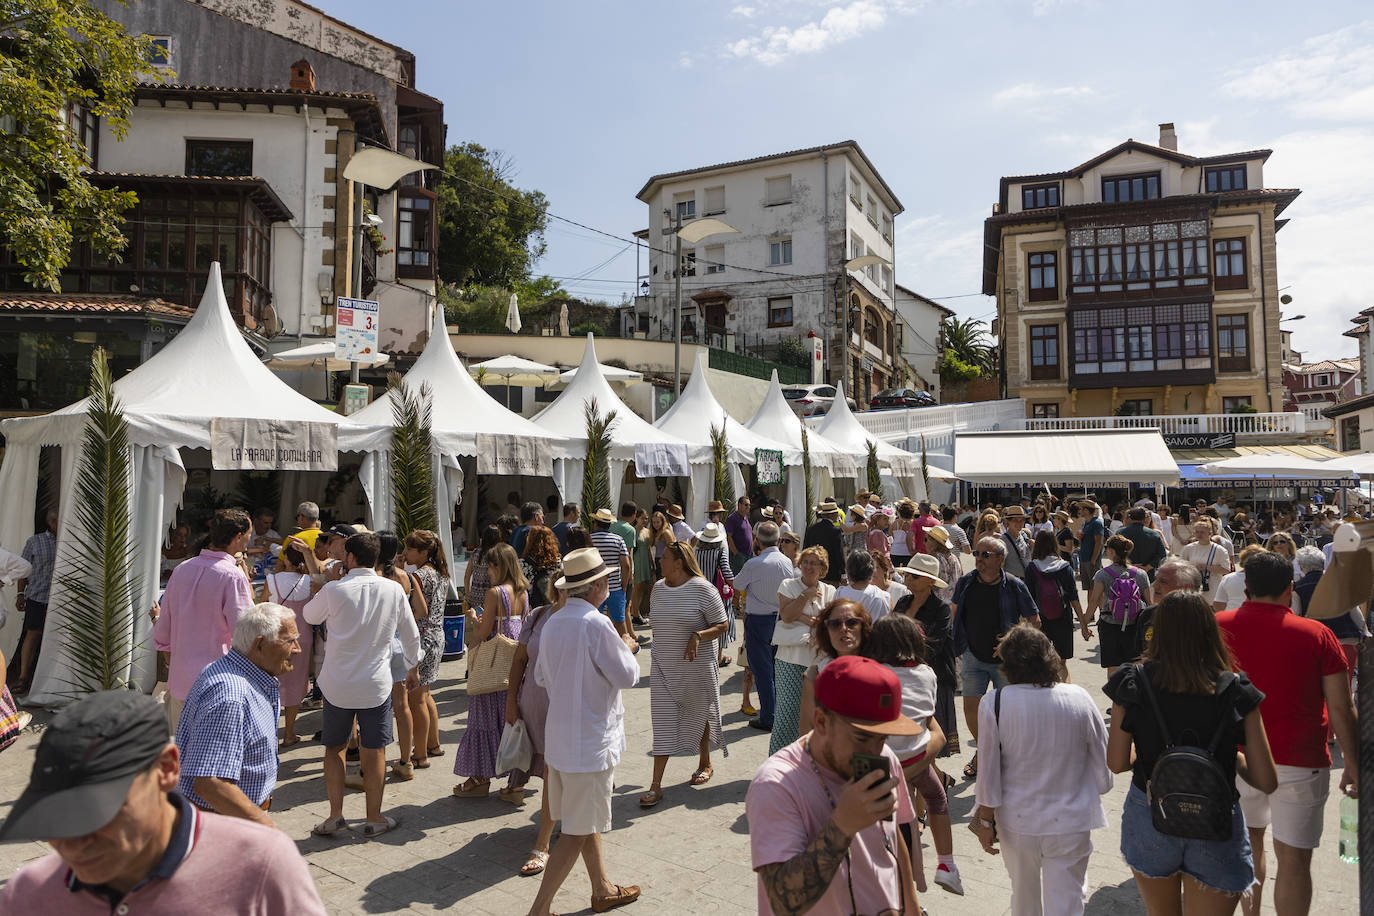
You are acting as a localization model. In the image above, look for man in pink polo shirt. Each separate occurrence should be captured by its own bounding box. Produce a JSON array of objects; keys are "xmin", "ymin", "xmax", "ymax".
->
[{"xmin": 152, "ymin": 509, "xmax": 254, "ymax": 731}]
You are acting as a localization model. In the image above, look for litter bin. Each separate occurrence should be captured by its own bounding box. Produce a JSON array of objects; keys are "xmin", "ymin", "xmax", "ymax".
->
[{"xmin": 443, "ymin": 615, "xmax": 466, "ymax": 660}]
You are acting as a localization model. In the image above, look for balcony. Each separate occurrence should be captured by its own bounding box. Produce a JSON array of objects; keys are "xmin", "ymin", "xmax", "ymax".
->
[{"xmin": 1024, "ymin": 412, "xmax": 1306, "ymax": 438}]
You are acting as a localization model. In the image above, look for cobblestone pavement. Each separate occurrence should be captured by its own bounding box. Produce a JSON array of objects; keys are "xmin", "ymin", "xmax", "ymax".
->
[{"xmin": 0, "ymin": 613, "xmax": 1360, "ymax": 914}]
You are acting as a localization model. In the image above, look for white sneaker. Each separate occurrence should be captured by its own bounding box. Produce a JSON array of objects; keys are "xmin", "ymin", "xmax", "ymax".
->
[{"xmin": 934, "ymin": 864, "xmax": 964, "ymax": 895}]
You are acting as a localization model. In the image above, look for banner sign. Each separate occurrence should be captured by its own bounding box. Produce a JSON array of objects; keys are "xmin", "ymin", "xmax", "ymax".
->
[
  {"xmin": 476, "ymin": 434, "xmax": 553, "ymax": 477},
  {"xmin": 210, "ymin": 419, "xmax": 338, "ymax": 472},
  {"xmin": 755, "ymin": 449, "xmax": 784, "ymax": 485},
  {"xmin": 335, "ymin": 297, "xmax": 380, "ymax": 361},
  {"xmin": 828, "ymin": 453, "xmax": 859, "ymax": 478},
  {"xmin": 887, "ymin": 457, "xmax": 920, "ymax": 477},
  {"xmin": 1163, "ymin": 432, "xmax": 1236, "ymax": 449},
  {"xmin": 635, "ymin": 442, "xmax": 690, "ymax": 478},
  {"xmin": 1181, "ymin": 477, "xmax": 1351, "ymax": 490}
]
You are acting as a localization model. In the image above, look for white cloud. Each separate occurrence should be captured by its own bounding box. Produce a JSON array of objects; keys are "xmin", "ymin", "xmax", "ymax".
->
[
  {"xmin": 677, "ymin": 52, "xmax": 694, "ymax": 69},
  {"xmin": 730, "ymin": 5, "xmax": 757, "ymax": 18},
  {"xmin": 724, "ymin": 0, "xmax": 918, "ymax": 66},
  {"xmin": 1222, "ymin": 20, "xmax": 1374, "ymax": 121},
  {"xmin": 1030, "ymin": 0, "xmax": 1086, "ymax": 17},
  {"xmin": 992, "ymin": 82, "xmax": 1093, "ymax": 105}
]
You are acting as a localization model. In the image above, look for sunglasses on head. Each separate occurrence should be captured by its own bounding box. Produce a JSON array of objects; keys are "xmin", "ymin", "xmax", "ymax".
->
[
  {"xmin": 974, "ymin": 550, "xmax": 1000, "ymax": 559},
  {"xmin": 825, "ymin": 616, "xmax": 862, "ymax": 631}
]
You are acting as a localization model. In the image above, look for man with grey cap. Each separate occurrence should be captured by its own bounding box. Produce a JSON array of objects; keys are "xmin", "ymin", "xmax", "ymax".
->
[{"xmin": 0, "ymin": 690, "xmax": 324, "ymax": 913}]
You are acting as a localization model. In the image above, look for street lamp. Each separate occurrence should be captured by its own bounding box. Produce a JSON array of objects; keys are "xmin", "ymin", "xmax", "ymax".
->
[
  {"xmin": 667, "ymin": 215, "xmax": 739, "ymax": 401},
  {"xmin": 840, "ymin": 254, "xmax": 891, "ymax": 396}
]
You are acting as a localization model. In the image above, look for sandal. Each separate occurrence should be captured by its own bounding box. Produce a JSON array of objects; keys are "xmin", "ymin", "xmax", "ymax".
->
[
  {"xmin": 279, "ymin": 735, "xmax": 302, "ymax": 748},
  {"xmin": 499, "ymin": 786, "xmax": 527, "ymax": 806},
  {"xmin": 963, "ymin": 754, "xmax": 978, "ymax": 781},
  {"xmin": 427, "ymin": 745, "xmax": 445, "ymax": 757},
  {"xmin": 311, "ymin": 815, "xmax": 349, "ymax": 837},
  {"xmin": 638, "ymin": 786, "xmax": 663, "ymax": 808},
  {"xmin": 412, "ymin": 757, "xmax": 431, "ymax": 769},
  {"xmin": 740, "ymin": 702, "xmax": 758, "ymax": 717},
  {"xmin": 360, "ymin": 815, "xmax": 398, "ymax": 838},
  {"xmin": 690, "ymin": 765, "xmax": 713, "ymax": 786},
  {"xmin": 452, "ymin": 779, "xmax": 490, "ymax": 798},
  {"xmin": 519, "ymin": 850, "xmax": 549, "ymax": 877}
]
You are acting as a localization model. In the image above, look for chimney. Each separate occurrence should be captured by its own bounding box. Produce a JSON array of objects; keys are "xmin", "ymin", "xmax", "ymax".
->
[
  {"xmin": 1158, "ymin": 122, "xmax": 1177, "ymax": 151},
  {"xmin": 290, "ymin": 59, "xmax": 316, "ymax": 92}
]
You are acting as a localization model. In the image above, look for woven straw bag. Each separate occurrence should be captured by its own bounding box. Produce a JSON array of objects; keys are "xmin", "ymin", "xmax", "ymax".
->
[{"xmin": 466, "ymin": 586, "xmax": 520, "ymax": 695}]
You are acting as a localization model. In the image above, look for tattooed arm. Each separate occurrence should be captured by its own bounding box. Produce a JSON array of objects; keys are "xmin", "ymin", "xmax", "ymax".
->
[{"xmin": 756, "ymin": 820, "xmax": 851, "ymax": 916}]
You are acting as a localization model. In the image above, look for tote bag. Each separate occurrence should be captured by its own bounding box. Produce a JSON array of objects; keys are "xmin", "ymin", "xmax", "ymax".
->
[{"xmin": 466, "ymin": 586, "xmax": 521, "ymax": 696}]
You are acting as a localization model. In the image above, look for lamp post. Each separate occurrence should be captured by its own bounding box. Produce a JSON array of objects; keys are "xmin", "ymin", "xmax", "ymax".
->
[
  {"xmin": 665, "ymin": 214, "xmax": 738, "ymax": 402},
  {"xmin": 841, "ymin": 254, "xmax": 891, "ymax": 398}
]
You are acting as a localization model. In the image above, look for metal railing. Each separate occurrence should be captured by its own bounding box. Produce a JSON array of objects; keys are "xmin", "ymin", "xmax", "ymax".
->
[
  {"xmin": 1022, "ymin": 412, "xmax": 1307, "ymax": 436},
  {"xmin": 806, "ymin": 398, "xmax": 1028, "ymax": 455}
]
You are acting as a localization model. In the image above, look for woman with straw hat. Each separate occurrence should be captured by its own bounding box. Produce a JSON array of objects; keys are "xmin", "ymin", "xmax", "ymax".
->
[
  {"xmin": 802, "ymin": 499, "xmax": 845, "ymax": 586},
  {"xmin": 922, "ymin": 525, "xmax": 961, "ymax": 604},
  {"xmin": 893, "ymin": 555, "xmax": 958, "ymax": 761},
  {"xmin": 695, "ymin": 522, "xmax": 736, "ymax": 666}
]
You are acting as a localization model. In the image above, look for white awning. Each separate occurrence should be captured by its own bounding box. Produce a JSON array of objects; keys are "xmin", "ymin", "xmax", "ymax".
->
[{"xmin": 954, "ymin": 428, "xmax": 1179, "ymax": 485}]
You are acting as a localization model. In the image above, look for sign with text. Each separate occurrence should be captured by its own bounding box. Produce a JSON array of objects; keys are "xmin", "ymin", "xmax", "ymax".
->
[
  {"xmin": 476, "ymin": 434, "xmax": 553, "ymax": 477},
  {"xmin": 210, "ymin": 419, "xmax": 338, "ymax": 472},
  {"xmin": 755, "ymin": 449, "xmax": 784, "ymax": 485},
  {"xmin": 1163, "ymin": 432, "xmax": 1236, "ymax": 450},
  {"xmin": 334, "ymin": 297, "xmax": 380, "ymax": 361}
]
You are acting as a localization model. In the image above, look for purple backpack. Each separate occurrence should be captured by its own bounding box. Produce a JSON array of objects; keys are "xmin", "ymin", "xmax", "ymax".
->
[{"xmin": 1107, "ymin": 567, "xmax": 1144, "ymax": 626}]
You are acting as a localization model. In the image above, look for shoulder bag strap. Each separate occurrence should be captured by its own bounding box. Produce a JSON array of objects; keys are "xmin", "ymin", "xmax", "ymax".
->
[
  {"xmin": 1204, "ymin": 672, "xmax": 1240, "ymax": 755},
  {"xmin": 1134, "ymin": 663, "xmax": 1176, "ymax": 748},
  {"xmin": 994, "ymin": 686, "xmax": 1005, "ymax": 755}
]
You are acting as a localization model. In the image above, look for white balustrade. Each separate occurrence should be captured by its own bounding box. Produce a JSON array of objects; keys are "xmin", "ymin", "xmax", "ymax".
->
[{"xmin": 1023, "ymin": 412, "xmax": 1307, "ymax": 437}]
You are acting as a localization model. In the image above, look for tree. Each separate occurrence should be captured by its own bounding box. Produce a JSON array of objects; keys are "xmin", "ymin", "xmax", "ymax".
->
[
  {"xmin": 389, "ymin": 374, "xmax": 437, "ymax": 536},
  {"xmin": 1, "ymin": 0, "xmax": 159, "ymax": 290},
  {"xmin": 582, "ymin": 401, "xmax": 617, "ymax": 520},
  {"xmin": 940, "ymin": 317, "xmax": 996, "ymax": 377},
  {"xmin": 436, "ymin": 142, "xmax": 551, "ymax": 287}
]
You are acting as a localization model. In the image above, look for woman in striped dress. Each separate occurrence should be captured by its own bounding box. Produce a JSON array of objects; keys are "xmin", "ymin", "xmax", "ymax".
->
[
  {"xmin": 694, "ymin": 522, "xmax": 735, "ymax": 664},
  {"xmin": 402, "ymin": 528, "xmax": 449, "ymax": 768},
  {"xmin": 638, "ymin": 541, "xmax": 729, "ymax": 809}
]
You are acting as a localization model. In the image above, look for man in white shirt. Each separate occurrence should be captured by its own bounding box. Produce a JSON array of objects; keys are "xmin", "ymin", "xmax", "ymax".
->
[
  {"xmin": 666, "ymin": 504, "xmax": 696, "ymax": 545},
  {"xmin": 527, "ymin": 548, "xmax": 642, "ymax": 916},
  {"xmin": 302, "ymin": 532, "xmax": 419, "ymax": 839},
  {"xmin": 733, "ymin": 523, "xmax": 800, "ymax": 733}
]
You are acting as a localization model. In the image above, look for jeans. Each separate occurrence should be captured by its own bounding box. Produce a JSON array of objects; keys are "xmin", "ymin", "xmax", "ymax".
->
[{"xmin": 744, "ymin": 613, "xmax": 778, "ymax": 725}]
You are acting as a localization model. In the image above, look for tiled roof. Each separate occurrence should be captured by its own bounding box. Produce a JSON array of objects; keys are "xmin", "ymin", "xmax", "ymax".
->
[
  {"xmin": 1000, "ymin": 140, "xmax": 1273, "ymax": 187},
  {"xmin": 135, "ymin": 83, "xmax": 389, "ymax": 145},
  {"xmin": 83, "ymin": 172, "xmax": 294, "ymax": 223},
  {"xmin": 0, "ymin": 294, "xmax": 194, "ymax": 319},
  {"xmin": 138, "ymin": 81, "xmax": 380, "ymax": 101},
  {"xmin": 1284, "ymin": 358, "xmax": 1360, "ymax": 374}
]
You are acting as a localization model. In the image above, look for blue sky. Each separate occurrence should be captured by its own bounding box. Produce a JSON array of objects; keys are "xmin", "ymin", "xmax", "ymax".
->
[{"xmin": 326, "ymin": 0, "xmax": 1372, "ymax": 359}]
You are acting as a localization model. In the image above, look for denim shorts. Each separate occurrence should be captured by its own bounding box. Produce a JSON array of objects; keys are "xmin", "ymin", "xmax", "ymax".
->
[
  {"xmin": 600, "ymin": 588, "xmax": 627, "ymax": 623},
  {"xmin": 960, "ymin": 650, "xmax": 1006, "ymax": 697},
  {"xmin": 1120, "ymin": 785, "xmax": 1254, "ymax": 894}
]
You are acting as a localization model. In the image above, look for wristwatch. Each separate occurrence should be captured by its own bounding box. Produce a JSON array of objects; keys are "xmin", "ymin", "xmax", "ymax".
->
[{"xmin": 974, "ymin": 816, "xmax": 997, "ymax": 831}]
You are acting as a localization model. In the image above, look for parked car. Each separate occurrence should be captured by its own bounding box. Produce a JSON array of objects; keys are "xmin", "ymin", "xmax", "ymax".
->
[
  {"xmin": 870, "ymin": 388, "xmax": 937, "ymax": 410},
  {"xmin": 782, "ymin": 384, "xmax": 857, "ymax": 417}
]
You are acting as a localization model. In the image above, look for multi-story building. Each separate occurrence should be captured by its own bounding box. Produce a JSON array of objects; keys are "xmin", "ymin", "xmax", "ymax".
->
[
  {"xmin": 1282, "ymin": 357, "xmax": 1360, "ymax": 433},
  {"xmin": 982, "ymin": 123, "xmax": 1298, "ymax": 420},
  {"xmin": 1344, "ymin": 306, "xmax": 1374, "ymax": 396},
  {"xmin": 0, "ymin": 0, "xmax": 444, "ymax": 411},
  {"xmin": 632, "ymin": 141, "xmax": 904, "ymax": 405},
  {"xmin": 893, "ymin": 284, "xmax": 953, "ymax": 397}
]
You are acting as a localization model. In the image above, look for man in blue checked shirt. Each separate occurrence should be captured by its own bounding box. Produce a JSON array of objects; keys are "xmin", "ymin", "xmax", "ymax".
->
[{"xmin": 175, "ymin": 603, "xmax": 300, "ymax": 828}]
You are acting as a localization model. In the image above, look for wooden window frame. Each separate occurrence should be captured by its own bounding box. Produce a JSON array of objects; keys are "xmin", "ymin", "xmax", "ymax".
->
[
  {"xmin": 1216, "ymin": 312, "xmax": 1250, "ymax": 372},
  {"xmin": 1027, "ymin": 251, "xmax": 1058, "ymax": 302},
  {"xmin": 767, "ymin": 296, "xmax": 794, "ymax": 328},
  {"xmin": 1029, "ymin": 324, "xmax": 1060, "ymax": 380},
  {"xmin": 1031, "ymin": 402, "xmax": 1060, "ymax": 418},
  {"xmin": 1101, "ymin": 171, "xmax": 1161, "ymax": 203},
  {"xmin": 1223, "ymin": 396, "xmax": 1253, "ymax": 413},
  {"xmin": 1342, "ymin": 416, "xmax": 1361, "ymax": 452},
  {"xmin": 1205, "ymin": 165, "xmax": 1247, "ymax": 192},
  {"xmin": 1213, "ymin": 237, "xmax": 1248, "ymax": 290},
  {"xmin": 396, "ymin": 188, "xmax": 437, "ymax": 279},
  {"xmin": 1021, "ymin": 182, "xmax": 1060, "ymax": 210},
  {"xmin": 1118, "ymin": 398, "xmax": 1153, "ymax": 416},
  {"xmin": 184, "ymin": 140, "xmax": 253, "ymax": 178}
]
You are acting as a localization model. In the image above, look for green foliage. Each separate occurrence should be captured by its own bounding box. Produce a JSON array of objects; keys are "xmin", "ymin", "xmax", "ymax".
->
[
  {"xmin": 55, "ymin": 348, "xmax": 138, "ymax": 695},
  {"xmin": 436, "ymin": 142, "xmax": 550, "ymax": 287},
  {"xmin": 919, "ymin": 435, "xmax": 931, "ymax": 503},
  {"xmin": 0, "ymin": 0, "xmax": 161, "ymax": 290},
  {"xmin": 801, "ymin": 426, "xmax": 815, "ymax": 526},
  {"xmin": 231, "ymin": 472, "xmax": 280, "ymax": 518},
  {"xmin": 570, "ymin": 318, "xmax": 607, "ymax": 337},
  {"xmin": 775, "ymin": 336, "xmax": 811, "ymax": 371},
  {"xmin": 710, "ymin": 424, "xmax": 735, "ymax": 506},
  {"xmin": 581, "ymin": 400, "xmax": 617, "ymax": 521},
  {"xmin": 438, "ymin": 277, "xmax": 571, "ymax": 333},
  {"xmin": 938, "ymin": 352, "xmax": 981, "ymax": 383},
  {"xmin": 1229, "ymin": 402, "xmax": 1259, "ymax": 414},
  {"xmin": 940, "ymin": 317, "xmax": 995, "ymax": 378},
  {"xmin": 865, "ymin": 441, "xmax": 883, "ymax": 502},
  {"xmin": 389, "ymin": 373, "xmax": 437, "ymax": 536}
]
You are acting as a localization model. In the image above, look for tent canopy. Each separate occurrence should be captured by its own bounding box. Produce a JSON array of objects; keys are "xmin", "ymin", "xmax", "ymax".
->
[
  {"xmin": 1199, "ymin": 452, "xmax": 1358, "ymax": 480},
  {"xmin": 745, "ymin": 372, "xmax": 852, "ymax": 471},
  {"xmin": 811, "ymin": 384, "xmax": 922, "ymax": 476},
  {"xmin": 1321, "ymin": 453, "xmax": 1374, "ymax": 479},
  {"xmin": 550, "ymin": 362, "xmax": 643, "ymax": 388},
  {"xmin": 656, "ymin": 352, "xmax": 800, "ymax": 465},
  {"xmin": 1177, "ymin": 463, "xmax": 1354, "ymax": 489},
  {"xmin": 265, "ymin": 341, "xmax": 389, "ymax": 372},
  {"xmin": 954, "ymin": 428, "xmax": 1179, "ymax": 485},
  {"xmin": 468, "ymin": 354, "xmax": 558, "ymax": 387}
]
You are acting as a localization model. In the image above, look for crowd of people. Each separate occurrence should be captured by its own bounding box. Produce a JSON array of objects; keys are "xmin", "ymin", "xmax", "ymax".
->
[{"xmin": 0, "ymin": 485, "xmax": 1362, "ymax": 916}]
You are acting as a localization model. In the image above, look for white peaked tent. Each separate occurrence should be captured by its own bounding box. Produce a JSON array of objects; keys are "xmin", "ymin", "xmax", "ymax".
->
[
  {"xmin": 813, "ymin": 385, "xmax": 927, "ymax": 501},
  {"xmin": 745, "ymin": 372, "xmax": 854, "ymax": 515},
  {"xmin": 0, "ymin": 264, "xmax": 388, "ymax": 705},
  {"xmin": 345, "ymin": 309, "xmax": 573, "ymax": 579},
  {"xmin": 532, "ymin": 334, "xmax": 708, "ymax": 512},
  {"xmin": 655, "ymin": 352, "xmax": 803, "ymax": 525}
]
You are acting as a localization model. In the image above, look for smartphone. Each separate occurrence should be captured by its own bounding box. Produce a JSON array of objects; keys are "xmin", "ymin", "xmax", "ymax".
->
[{"xmin": 850, "ymin": 752, "xmax": 890, "ymax": 783}]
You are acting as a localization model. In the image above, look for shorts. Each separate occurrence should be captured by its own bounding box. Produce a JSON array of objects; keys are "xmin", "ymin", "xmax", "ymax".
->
[
  {"xmin": 322, "ymin": 697, "xmax": 393, "ymax": 750},
  {"xmin": 389, "ymin": 646, "xmax": 409, "ymax": 684},
  {"xmin": 600, "ymin": 588, "xmax": 627, "ymax": 623},
  {"xmin": 1078, "ymin": 561, "xmax": 1097, "ymax": 592},
  {"xmin": 1097, "ymin": 622, "xmax": 1140, "ymax": 668},
  {"xmin": 547, "ymin": 765, "xmax": 614, "ymax": 835},
  {"xmin": 1042, "ymin": 613, "xmax": 1074, "ymax": 660},
  {"xmin": 22, "ymin": 599, "xmax": 47, "ymax": 632},
  {"xmin": 1121, "ymin": 785, "xmax": 1254, "ymax": 894},
  {"xmin": 1237, "ymin": 764, "xmax": 1330, "ymax": 849},
  {"xmin": 960, "ymin": 650, "xmax": 1006, "ymax": 697}
]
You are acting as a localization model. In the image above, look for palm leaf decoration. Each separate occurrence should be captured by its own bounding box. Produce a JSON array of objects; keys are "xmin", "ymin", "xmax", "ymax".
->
[
  {"xmin": 389, "ymin": 372, "xmax": 438, "ymax": 535},
  {"xmin": 710, "ymin": 422, "xmax": 735, "ymax": 506},
  {"xmin": 919, "ymin": 434, "xmax": 931, "ymax": 503},
  {"xmin": 801, "ymin": 426, "xmax": 815, "ymax": 525},
  {"xmin": 866, "ymin": 440, "xmax": 883, "ymax": 502},
  {"xmin": 55, "ymin": 348, "xmax": 139, "ymax": 696},
  {"xmin": 582, "ymin": 399, "xmax": 617, "ymax": 519}
]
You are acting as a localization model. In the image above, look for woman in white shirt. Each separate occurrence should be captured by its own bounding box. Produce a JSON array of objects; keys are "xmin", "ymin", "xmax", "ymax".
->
[
  {"xmin": 835, "ymin": 549, "xmax": 892, "ymax": 622},
  {"xmin": 973, "ymin": 624, "xmax": 1112, "ymax": 916},
  {"xmin": 1027, "ymin": 504, "xmax": 1054, "ymax": 538},
  {"xmin": 1179, "ymin": 520, "xmax": 1233, "ymax": 605},
  {"xmin": 770, "ymin": 547, "xmax": 834, "ymax": 755}
]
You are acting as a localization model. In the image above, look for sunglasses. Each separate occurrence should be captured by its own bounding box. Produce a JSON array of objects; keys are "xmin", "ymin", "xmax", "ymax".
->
[
  {"xmin": 825, "ymin": 617, "xmax": 862, "ymax": 631},
  {"xmin": 973, "ymin": 550, "xmax": 1001, "ymax": 559}
]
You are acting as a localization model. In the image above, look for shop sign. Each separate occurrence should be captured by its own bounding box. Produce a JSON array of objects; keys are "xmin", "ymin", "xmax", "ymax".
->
[
  {"xmin": 476, "ymin": 434, "xmax": 553, "ymax": 476},
  {"xmin": 335, "ymin": 297, "xmax": 380, "ymax": 361},
  {"xmin": 210, "ymin": 419, "xmax": 338, "ymax": 471},
  {"xmin": 755, "ymin": 449, "xmax": 784, "ymax": 485},
  {"xmin": 1163, "ymin": 432, "xmax": 1236, "ymax": 449}
]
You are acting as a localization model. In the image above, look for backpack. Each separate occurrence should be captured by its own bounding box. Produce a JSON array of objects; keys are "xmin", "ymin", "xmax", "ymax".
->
[
  {"xmin": 1033, "ymin": 568, "xmax": 1064, "ymax": 621},
  {"xmin": 1135, "ymin": 665, "xmax": 1238, "ymax": 841},
  {"xmin": 1107, "ymin": 567, "xmax": 1144, "ymax": 626}
]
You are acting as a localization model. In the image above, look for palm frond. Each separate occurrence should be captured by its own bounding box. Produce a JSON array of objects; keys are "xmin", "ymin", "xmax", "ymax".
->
[
  {"xmin": 582, "ymin": 399, "xmax": 617, "ymax": 518},
  {"xmin": 919, "ymin": 434, "xmax": 931, "ymax": 503},
  {"xmin": 390, "ymin": 373, "xmax": 438, "ymax": 535},
  {"xmin": 866, "ymin": 440, "xmax": 883, "ymax": 502},
  {"xmin": 54, "ymin": 348, "xmax": 139, "ymax": 696},
  {"xmin": 709, "ymin": 422, "xmax": 735, "ymax": 506},
  {"xmin": 801, "ymin": 426, "xmax": 815, "ymax": 526}
]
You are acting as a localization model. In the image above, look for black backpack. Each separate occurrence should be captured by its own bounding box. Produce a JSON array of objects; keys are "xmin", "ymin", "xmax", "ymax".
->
[{"xmin": 1135, "ymin": 665, "xmax": 1238, "ymax": 841}]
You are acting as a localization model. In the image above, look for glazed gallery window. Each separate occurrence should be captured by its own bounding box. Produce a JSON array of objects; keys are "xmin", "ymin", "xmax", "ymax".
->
[
  {"xmin": 1068, "ymin": 220, "xmax": 1210, "ymax": 294},
  {"xmin": 1072, "ymin": 302, "xmax": 1212, "ymax": 375},
  {"xmin": 1216, "ymin": 313, "xmax": 1250, "ymax": 372}
]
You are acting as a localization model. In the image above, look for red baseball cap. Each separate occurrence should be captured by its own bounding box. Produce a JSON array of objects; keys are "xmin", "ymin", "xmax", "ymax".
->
[{"xmin": 814, "ymin": 656, "xmax": 922, "ymax": 736}]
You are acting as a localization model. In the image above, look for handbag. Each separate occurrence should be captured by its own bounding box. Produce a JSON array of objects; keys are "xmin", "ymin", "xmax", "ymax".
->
[
  {"xmin": 713, "ymin": 565, "xmax": 734, "ymax": 604},
  {"xmin": 496, "ymin": 718, "xmax": 534, "ymax": 773},
  {"xmin": 0, "ymin": 686, "xmax": 24, "ymax": 752},
  {"xmin": 466, "ymin": 586, "xmax": 520, "ymax": 696}
]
